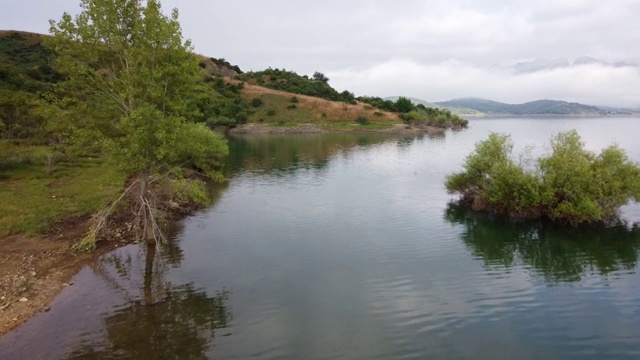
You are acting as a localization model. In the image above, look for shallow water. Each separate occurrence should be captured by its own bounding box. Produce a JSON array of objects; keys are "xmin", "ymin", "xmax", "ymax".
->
[{"xmin": 2, "ymin": 117, "xmax": 640, "ymax": 359}]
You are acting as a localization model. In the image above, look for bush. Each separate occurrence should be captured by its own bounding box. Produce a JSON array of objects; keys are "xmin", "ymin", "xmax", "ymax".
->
[
  {"xmin": 445, "ymin": 131, "xmax": 640, "ymax": 225},
  {"xmin": 266, "ymin": 109, "xmax": 276, "ymax": 116},
  {"xmin": 290, "ymin": 96, "xmax": 299, "ymax": 103},
  {"xmin": 355, "ymin": 116, "xmax": 369, "ymax": 125},
  {"xmin": 251, "ymin": 98, "xmax": 263, "ymax": 107},
  {"xmin": 287, "ymin": 104, "xmax": 297, "ymax": 110},
  {"xmin": 395, "ymin": 97, "xmax": 415, "ymax": 113},
  {"xmin": 205, "ymin": 116, "xmax": 236, "ymax": 129}
]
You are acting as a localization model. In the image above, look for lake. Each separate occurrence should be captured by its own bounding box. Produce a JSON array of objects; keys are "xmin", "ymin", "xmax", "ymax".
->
[{"xmin": 2, "ymin": 117, "xmax": 640, "ymax": 359}]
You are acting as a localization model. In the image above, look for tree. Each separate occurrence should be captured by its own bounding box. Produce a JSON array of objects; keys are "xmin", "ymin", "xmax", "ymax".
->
[
  {"xmin": 47, "ymin": 0, "xmax": 228, "ymax": 249},
  {"xmin": 446, "ymin": 131, "xmax": 640, "ymax": 226},
  {"xmin": 394, "ymin": 96, "xmax": 415, "ymax": 113},
  {"xmin": 312, "ymin": 71, "xmax": 329, "ymax": 83}
]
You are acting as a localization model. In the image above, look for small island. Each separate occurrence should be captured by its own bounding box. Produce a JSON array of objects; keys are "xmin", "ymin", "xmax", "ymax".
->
[{"xmin": 445, "ymin": 130, "xmax": 640, "ymax": 226}]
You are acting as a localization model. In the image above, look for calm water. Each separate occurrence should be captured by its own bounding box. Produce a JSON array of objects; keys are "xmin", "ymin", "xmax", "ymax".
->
[{"xmin": 2, "ymin": 117, "xmax": 640, "ymax": 359}]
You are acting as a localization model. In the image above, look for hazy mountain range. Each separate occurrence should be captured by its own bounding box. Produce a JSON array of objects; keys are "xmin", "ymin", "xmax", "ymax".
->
[
  {"xmin": 385, "ymin": 96, "xmax": 639, "ymax": 116},
  {"xmin": 434, "ymin": 98, "xmax": 605, "ymax": 116}
]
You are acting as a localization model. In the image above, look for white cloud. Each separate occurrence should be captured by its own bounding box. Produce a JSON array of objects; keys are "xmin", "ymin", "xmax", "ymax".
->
[
  {"xmin": 4, "ymin": 0, "xmax": 640, "ymax": 106},
  {"xmin": 328, "ymin": 60, "xmax": 640, "ymax": 107}
]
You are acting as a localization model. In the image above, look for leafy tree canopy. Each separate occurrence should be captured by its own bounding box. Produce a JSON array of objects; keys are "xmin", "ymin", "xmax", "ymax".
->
[
  {"xmin": 47, "ymin": 0, "xmax": 229, "ymax": 247},
  {"xmin": 446, "ymin": 130, "xmax": 640, "ymax": 226}
]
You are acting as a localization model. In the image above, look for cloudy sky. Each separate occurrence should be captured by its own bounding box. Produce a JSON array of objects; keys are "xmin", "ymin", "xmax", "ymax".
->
[{"xmin": 3, "ymin": 0, "xmax": 640, "ymax": 107}]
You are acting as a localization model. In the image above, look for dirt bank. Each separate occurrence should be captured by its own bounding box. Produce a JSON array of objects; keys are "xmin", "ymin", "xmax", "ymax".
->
[{"xmin": 0, "ymin": 217, "xmax": 131, "ymax": 336}]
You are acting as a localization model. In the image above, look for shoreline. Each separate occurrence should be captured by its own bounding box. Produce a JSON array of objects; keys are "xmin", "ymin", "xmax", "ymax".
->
[
  {"xmin": 0, "ymin": 200, "xmax": 198, "ymax": 337},
  {"xmin": 228, "ymin": 122, "xmax": 455, "ymax": 135},
  {"xmin": 0, "ymin": 125, "xmax": 456, "ymax": 336},
  {"xmin": 0, "ymin": 221, "xmax": 128, "ymax": 336}
]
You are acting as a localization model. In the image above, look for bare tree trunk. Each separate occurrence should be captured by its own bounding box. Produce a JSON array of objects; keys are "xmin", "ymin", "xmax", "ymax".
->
[
  {"xmin": 143, "ymin": 243, "xmax": 156, "ymax": 306},
  {"xmin": 138, "ymin": 172, "xmax": 156, "ymax": 245}
]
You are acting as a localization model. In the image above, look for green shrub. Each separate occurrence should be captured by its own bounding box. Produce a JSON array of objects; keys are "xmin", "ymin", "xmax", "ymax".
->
[
  {"xmin": 205, "ymin": 116, "xmax": 236, "ymax": 129},
  {"xmin": 251, "ymin": 98, "xmax": 263, "ymax": 107},
  {"xmin": 266, "ymin": 109, "xmax": 276, "ymax": 116},
  {"xmin": 287, "ymin": 104, "xmax": 297, "ymax": 110},
  {"xmin": 355, "ymin": 116, "xmax": 369, "ymax": 125},
  {"xmin": 290, "ymin": 96, "xmax": 299, "ymax": 103},
  {"xmin": 445, "ymin": 131, "xmax": 640, "ymax": 225}
]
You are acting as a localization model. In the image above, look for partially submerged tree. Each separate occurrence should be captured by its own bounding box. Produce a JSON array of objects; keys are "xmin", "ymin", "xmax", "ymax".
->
[
  {"xmin": 446, "ymin": 130, "xmax": 640, "ymax": 226},
  {"xmin": 47, "ymin": 0, "xmax": 228, "ymax": 250}
]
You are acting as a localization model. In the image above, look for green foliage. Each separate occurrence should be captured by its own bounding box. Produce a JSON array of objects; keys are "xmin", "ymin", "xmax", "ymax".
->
[
  {"xmin": 47, "ymin": 0, "xmax": 228, "ymax": 178},
  {"xmin": 236, "ymin": 68, "xmax": 355, "ymax": 104},
  {"xmin": 266, "ymin": 109, "xmax": 276, "ymax": 116},
  {"xmin": 0, "ymin": 32, "xmax": 64, "ymax": 139},
  {"xmin": 400, "ymin": 108, "xmax": 468, "ymax": 128},
  {"xmin": 44, "ymin": 0, "xmax": 230, "ymax": 245},
  {"xmin": 0, "ymin": 142, "xmax": 125, "ymax": 236},
  {"xmin": 251, "ymin": 97, "xmax": 264, "ymax": 107},
  {"xmin": 395, "ymin": 97, "xmax": 414, "ymax": 113},
  {"xmin": 209, "ymin": 57, "xmax": 242, "ymax": 74},
  {"xmin": 355, "ymin": 116, "xmax": 369, "ymax": 125},
  {"xmin": 446, "ymin": 130, "xmax": 640, "ymax": 225},
  {"xmin": 290, "ymin": 96, "xmax": 299, "ymax": 103},
  {"xmin": 357, "ymin": 96, "xmax": 398, "ymax": 112}
]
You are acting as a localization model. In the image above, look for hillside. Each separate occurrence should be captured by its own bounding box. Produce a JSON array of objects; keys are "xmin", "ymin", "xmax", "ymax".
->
[
  {"xmin": 235, "ymin": 81, "xmax": 401, "ymax": 130},
  {"xmin": 435, "ymin": 98, "xmax": 606, "ymax": 116},
  {"xmin": 0, "ymin": 30, "xmax": 254, "ymax": 137},
  {"xmin": 1, "ymin": 30, "xmax": 467, "ymax": 135}
]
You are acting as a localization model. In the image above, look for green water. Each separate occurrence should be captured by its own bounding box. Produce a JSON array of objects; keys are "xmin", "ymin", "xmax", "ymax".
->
[{"xmin": 2, "ymin": 117, "xmax": 640, "ymax": 359}]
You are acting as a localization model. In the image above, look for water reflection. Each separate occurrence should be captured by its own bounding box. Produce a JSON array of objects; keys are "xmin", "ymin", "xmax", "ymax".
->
[
  {"xmin": 445, "ymin": 202, "xmax": 640, "ymax": 283},
  {"xmin": 226, "ymin": 133, "xmax": 421, "ymax": 174},
  {"xmin": 67, "ymin": 243, "xmax": 231, "ymax": 359}
]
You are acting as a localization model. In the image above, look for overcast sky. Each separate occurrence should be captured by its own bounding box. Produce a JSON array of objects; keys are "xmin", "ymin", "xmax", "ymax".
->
[{"xmin": 3, "ymin": 0, "xmax": 640, "ymax": 107}]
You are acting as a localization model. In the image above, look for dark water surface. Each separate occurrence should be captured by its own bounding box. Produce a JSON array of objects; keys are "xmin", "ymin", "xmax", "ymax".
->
[{"xmin": 2, "ymin": 117, "xmax": 640, "ymax": 359}]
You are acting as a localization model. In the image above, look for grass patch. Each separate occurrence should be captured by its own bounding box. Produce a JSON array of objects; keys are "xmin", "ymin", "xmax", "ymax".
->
[{"xmin": 0, "ymin": 141, "xmax": 125, "ymax": 236}]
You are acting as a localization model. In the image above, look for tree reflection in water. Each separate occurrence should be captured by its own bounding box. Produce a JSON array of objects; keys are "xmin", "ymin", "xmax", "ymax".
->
[
  {"xmin": 68, "ymin": 244, "xmax": 231, "ymax": 359},
  {"xmin": 444, "ymin": 202, "xmax": 640, "ymax": 283}
]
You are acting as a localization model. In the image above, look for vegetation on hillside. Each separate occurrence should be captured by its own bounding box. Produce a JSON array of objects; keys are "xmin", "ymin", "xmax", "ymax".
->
[
  {"xmin": 383, "ymin": 96, "xmax": 483, "ymax": 116},
  {"xmin": 236, "ymin": 68, "xmax": 357, "ymax": 104},
  {"xmin": 0, "ymin": 31, "xmax": 62, "ymax": 139},
  {"xmin": 357, "ymin": 96, "xmax": 468, "ymax": 128},
  {"xmin": 237, "ymin": 83, "xmax": 402, "ymax": 129},
  {"xmin": 445, "ymin": 131, "xmax": 640, "ymax": 225}
]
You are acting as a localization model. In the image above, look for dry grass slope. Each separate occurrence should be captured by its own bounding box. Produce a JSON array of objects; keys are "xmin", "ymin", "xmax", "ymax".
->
[{"xmin": 237, "ymin": 82, "xmax": 401, "ymax": 127}]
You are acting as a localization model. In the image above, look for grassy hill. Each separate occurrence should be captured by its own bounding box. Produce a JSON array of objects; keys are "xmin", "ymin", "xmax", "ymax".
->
[
  {"xmin": 435, "ymin": 97, "xmax": 605, "ymax": 115},
  {"xmin": 236, "ymin": 82, "xmax": 400, "ymax": 131}
]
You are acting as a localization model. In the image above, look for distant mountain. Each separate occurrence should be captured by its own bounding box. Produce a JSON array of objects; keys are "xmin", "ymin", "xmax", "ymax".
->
[
  {"xmin": 384, "ymin": 96, "xmax": 483, "ymax": 116},
  {"xmin": 513, "ymin": 58, "xmax": 570, "ymax": 73},
  {"xmin": 434, "ymin": 98, "xmax": 606, "ymax": 116}
]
